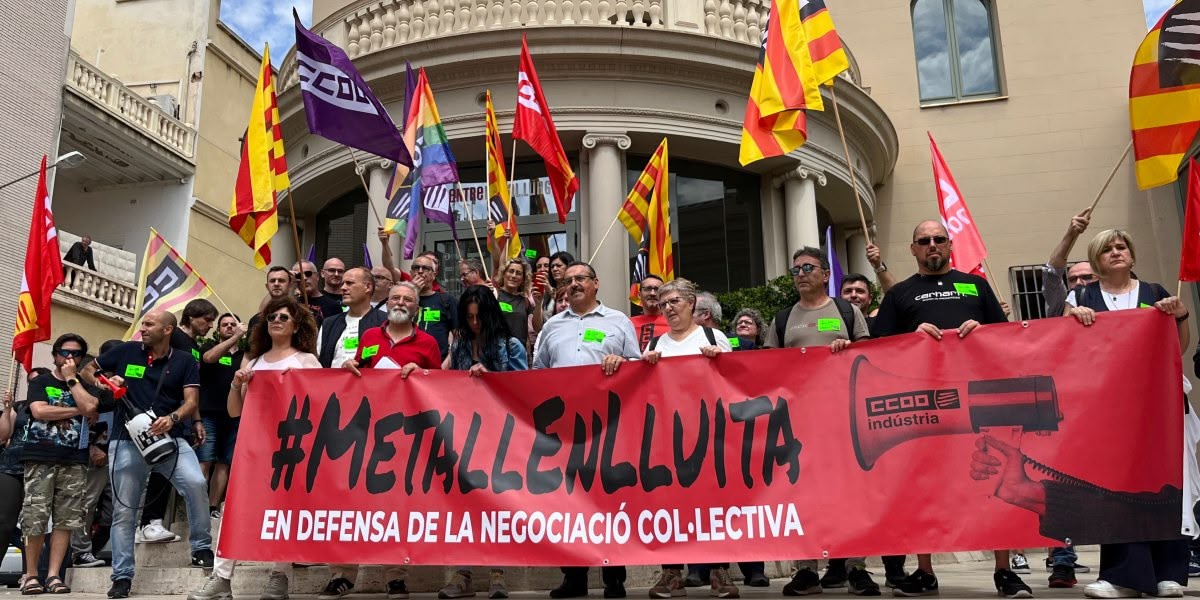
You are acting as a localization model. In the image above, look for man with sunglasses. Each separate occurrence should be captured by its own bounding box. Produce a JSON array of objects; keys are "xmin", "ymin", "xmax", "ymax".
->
[
  {"xmin": 871, "ymin": 222, "xmax": 1026, "ymax": 599},
  {"xmin": 293, "ymin": 260, "xmax": 342, "ymax": 325},
  {"xmin": 1042, "ymin": 208, "xmax": 1096, "ymax": 318},
  {"xmin": 412, "ymin": 254, "xmax": 459, "ymax": 358}
]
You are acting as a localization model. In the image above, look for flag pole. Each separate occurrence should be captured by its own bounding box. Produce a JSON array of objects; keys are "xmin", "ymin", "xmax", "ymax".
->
[
  {"xmin": 505, "ymin": 140, "xmax": 518, "ymax": 262},
  {"xmin": 6, "ymin": 358, "xmax": 18, "ymax": 403},
  {"xmin": 1088, "ymin": 140, "xmax": 1134, "ymax": 213},
  {"xmin": 344, "ymin": 147, "xmax": 386, "ymax": 224},
  {"xmin": 829, "ymin": 83, "xmax": 872, "ymax": 245},
  {"xmin": 456, "ymin": 182, "xmax": 491, "ymax": 282},
  {"xmin": 587, "ymin": 213, "xmax": 624, "ymax": 264},
  {"xmin": 284, "ymin": 188, "xmax": 309, "ymax": 306}
]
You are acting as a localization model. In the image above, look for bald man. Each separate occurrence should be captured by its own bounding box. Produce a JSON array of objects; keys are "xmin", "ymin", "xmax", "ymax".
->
[{"xmin": 96, "ymin": 309, "xmax": 213, "ymax": 598}]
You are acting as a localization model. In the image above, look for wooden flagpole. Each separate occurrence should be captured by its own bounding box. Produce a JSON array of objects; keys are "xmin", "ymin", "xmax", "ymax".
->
[
  {"xmin": 456, "ymin": 182, "xmax": 491, "ymax": 282},
  {"xmin": 1088, "ymin": 140, "xmax": 1134, "ymax": 213},
  {"xmin": 285, "ymin": 188, "xmax": 309, "ymax": 305},
  {"xmin": 588, "ymin": 214, "xmax": 623, "ymax": 265},
  {"xmin": 344, "ymin": 147, "xmax": 385, "ymax": 224},
  {"xmin": 6, "ymin": 359, "xmax": 18, "ymax": 402},
  {"xmin": 829, "ymin": 83, "xmax": 872, "ymax": 244}
]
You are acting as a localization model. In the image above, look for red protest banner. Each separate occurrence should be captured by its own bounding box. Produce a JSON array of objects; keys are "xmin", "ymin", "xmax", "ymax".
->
[{"xmin": 219, "ymin": 310, "xmax": 1184, "ymax": 566}]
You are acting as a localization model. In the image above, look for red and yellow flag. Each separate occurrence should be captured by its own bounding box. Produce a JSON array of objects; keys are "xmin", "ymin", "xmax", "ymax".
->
[
  {"xmin": 12, "ymin": 156, "xmax": 64, "ymax": 372},
  {"xmin": 739, "ymin": 0, "xmax": 823, "ymax": 166},
  {"xmin": 800, "ymin": 0, "xmax": 849, "ymax": 86},
  {"xmin": 1131, "ymin": 0, "xmax": 1200, "ymax": 190},
  {"xmin": 486, "ymin": 90, "xmax": 520, "ymax": 259},
  {"xmin": 620, "ymin": 138, "xmax": 673, "ymax": 285},
  {"xmin": 230, "ymin": 44, "xmax": 289, "ymax": 268}
]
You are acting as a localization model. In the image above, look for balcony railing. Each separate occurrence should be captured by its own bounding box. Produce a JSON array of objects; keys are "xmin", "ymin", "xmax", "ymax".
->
[
  {"xmin": 54, "ymin": 263, "xmax": 138, "ymax": 324},
  {"xmin": 64, "ymin": 51, "xmax": 197, "ymax": 160}
]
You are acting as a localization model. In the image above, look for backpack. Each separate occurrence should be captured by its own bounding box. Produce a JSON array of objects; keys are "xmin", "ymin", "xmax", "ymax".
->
[
  {"xmin": 774, "ymin": 297, "xmax": 860, "ymax": 346},
  {"xmin": 647, "ymin": 326, "xmax": 718, "ymax": 351}
]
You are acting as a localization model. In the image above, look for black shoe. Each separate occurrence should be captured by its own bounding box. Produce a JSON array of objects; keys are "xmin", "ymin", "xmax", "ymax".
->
[
  {"xmin": 1047, "ymin": 565, "xmax": 1076, "ymax": 589},
  {"xmin": 783, "ymin": 569, "xmax": 822, "ymax": 596},
  {"xmin": 318, "ymin": 577, "xmax": 355, "ymax": 600},
  {"xmin": 884, "ymin": 568, "xmax": 907, "ymax": 590},
  {"xmin": 191, "ymin": 549, "xmax": 215, "ymax": 568},
  {"xmin": 388, "ymin": 580, "xmax": 410, "ymax": 600},
  {"xmin": 108, "ymin": 578, "xmax": 132, "ymax": 599},
  {"xmin": 847, "ymin": 568, "xmax": 881, "ymax": 597},
  {"xmin": 821, "ymin": 564, "xmax": 849, "ymax": 589},
  {"xmin": 993, "ymin": 569, "xmax": 1032, "ymax": 599},
  {"xmin": 549, "ymin": 578, "xmax": 588, "ymax": 599},
  {"xmin": 745, "ymin": 573, "xmax": 770, "ymax": 588},
  {"xmin": 892, "ymin": 570, "xmax": 938, "ymax": 597},
  {"xmin": 603, "ymin": 581, "xmax": 626, "ymax": 599}
]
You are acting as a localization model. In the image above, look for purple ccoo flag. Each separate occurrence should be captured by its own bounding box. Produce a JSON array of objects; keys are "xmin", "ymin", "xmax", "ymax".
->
[
  {"xmin": 293, "ymin": 9, "xmax": 412, "ymax": 167},
  {"xmin": 825, "ymin": 225, "xmax": 844, "ymax": 298}
]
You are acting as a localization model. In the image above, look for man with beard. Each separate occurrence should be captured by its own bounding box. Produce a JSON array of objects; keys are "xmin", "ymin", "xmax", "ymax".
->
[{"xmin": 630, "ymin": 275, "xmax": 668, "ymax": 349}]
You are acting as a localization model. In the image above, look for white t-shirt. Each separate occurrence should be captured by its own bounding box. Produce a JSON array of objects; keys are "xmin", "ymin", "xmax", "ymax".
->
[
  {"xmin": 251, "ymin": 351, "xmax": 322, "ymax": 371},
  {"xmin": 317, "ymin": 314, "xmax": 363, "ymax": 368},
  {"xmin": 645, "ymin": 326, "xmax": 733, "ymax": 357}
]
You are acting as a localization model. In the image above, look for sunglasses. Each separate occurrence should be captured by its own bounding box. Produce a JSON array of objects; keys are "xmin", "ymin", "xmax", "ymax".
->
[
  {"xmin": 914, "ymin": 236, "xmax": 949, "ymax": 246},
  {"xmin": 292, "ymin": 270, "xmax": 315, "ymax": 279},
  {"xmin": 788, "ymin": 264, "xmax": 822, "ymax": 276},
  {"xmin": 266, "ymin": 313, "xmax": 292, "ymax": 323},
  {"xmin": 1067, "ymin": 274, "xmax": 1097, "ymax": 285},
  {"xmin": 411, "ymin": 264, "xmax": 435, "ymax": 273},
  {"xmin": 55, "ymin": 349, "xmax": 83, "ymax": 358}
]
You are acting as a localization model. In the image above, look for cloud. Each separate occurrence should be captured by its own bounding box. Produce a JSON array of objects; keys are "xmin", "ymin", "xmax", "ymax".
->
[
  {"xmin": 220, "ymin": 0, "xmax": 312, "ymax": 65},
  {"xmin": 1145, "ymin": 0, "xmax": 1174, "ymax": 29}
]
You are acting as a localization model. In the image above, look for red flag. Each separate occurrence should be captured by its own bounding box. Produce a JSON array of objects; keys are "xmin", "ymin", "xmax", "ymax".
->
[
  {"xmin": 513, "ymin": 35, "xmax": 578, "ymax": 223},
  {"xmin": 929, "ymin": 132, "xmax": 987, "ymax": 277},
  {"xmin": 12, "ymin": 156, "xmax": 64, "ymax": 372},
  {"xmin": 1181, "ymin": 157, "xmax": 1200, "ymax": 281}
]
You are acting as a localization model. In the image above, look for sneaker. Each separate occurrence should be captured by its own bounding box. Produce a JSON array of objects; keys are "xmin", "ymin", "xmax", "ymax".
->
[
  {"xmin": 1083, "ymin": 581, "xmax": 1141, "ymax": 599},
  {"xmin": 650, "ymin": 569, "xmax": 686, "ymax": 598},
  {"xmin": 188, "ymin": 575, "xmax": 233, "ymax": 600},
  {"xmin": 108, "ymin": 578, "xmax": 132, "ymax": 599},
  {"xmin": 1156, "ymin": 581, "xmax": 1184, "ymax": 598},
  {"xmin": 549, "ymin": 576, "xmax": 588, "ymax": 599},
  {"xmin": 1047, "ymin": 565, "xmax": 1076, "ymax": 589},
  {"xmin": 847, "ymin": 568, "xmax": 881, "ymax": 597},
  {"xmin": 1044, "ymin": 557, "xmax": 1091, "ymax": 573},
  {"xmin": 210, "ymin": 508, "xmax": 222, "ymax": 520},
  {"xmin": 994, "ymin": 569, "xmax": 1032, "ymax": 599},
  {"xmin": 261, "ymin": 571, "xmax": 290, "ymax": 600},
  {"xmin": 783, "ymin": 568, "xmax": 822, "ymax": 596},
  {"xmin": 883, "ymin": 568, "xmax": 907, "ymax": 590},
  {"xmin": 73, "ymin": 552, "xmax": 105, "ymax": 567},
  {"xmin": 488, "ymin": 572, "xmax": 508, "ymax": 599},
  {"xmin": 319, "ymin": 577, "xmax": 355, "ymax": 600},
  {"xmin": 821, "ymin": 564, "xmax": 849, "ymax": 589},
  {"xmin": 892, "ymin": 569, "xmax": 938, "ymax": 597},
  {"xmin": 1009, "ymin": 554, "xmax": 1031, "ymax": 575},
  {"xmin": 389, "ymin": 579, "xmax": 411, "ymax": 600},
  {"xmin": 1189, "ymin": 556, "xmax": 1200, "ymax": 578},
  {"xmin": 439, "ymin": 571, "xmax": 476, "ymax": 599},
  {"xmin": 709, "ymin": 567, "xmax": 739, "ymax": 599},
  {"xmin": 192, "ymin": 549, "xmax": 214, "ymax": 568},
  {"xmin": 745, "ymin": 573, "xmax": 770, "ymax": 588},
  {"xmin": 136, "ymin": 519, "xmax": 180, "ymax": 543}
]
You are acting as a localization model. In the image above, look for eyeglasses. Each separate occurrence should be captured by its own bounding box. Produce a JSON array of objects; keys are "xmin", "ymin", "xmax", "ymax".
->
[
  {"xmin": 788, "ymin": 264, "xmax": 822, "ymax": 276},
  {"xmin": 1067, "ymin": 274, "xmax": 1097, "ymax": 285},
  {"xmin": 292, "ymin": 270, "xmax": 315, "ymax": 279},
  {"xmin": 562, "ymin": 275, "xmax": 595, "ymax": 285},
  {"xmin": 641, "ymin": 286, "xmax": 661, "ymax": 293},
  {"xmin": 662, "ymin": 297, "xmax": 688, "ymax": 307},
  {"xmin": 411, "ymin": 264, "xmax": 435, "ymax": 273},
  {"xmin": 735, "ymin": 320, "xmax": 755, "ymax": 327},
  {"xmin": 913, "ymin": 236, "xmax": 949, "ymax": 246},
  {"xmin": 322, "ymin": 268, "xmax": 345, "ymax": 274},
  {"xmin": 266, "ymin": 313, "xmax": 292, "ymax": 323},
  {"xmin": 55, "ymin": 349, "xmax": 83, "ymax": 358},
  {"xmin": 373, "ymin": 275, "xmax": 394, "ymax": 283}
]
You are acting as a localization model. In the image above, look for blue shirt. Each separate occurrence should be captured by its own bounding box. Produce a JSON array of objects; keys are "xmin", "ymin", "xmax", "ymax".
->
[{"xmin": 97, "ymin": 341, "xmax": 200, "ymax": 441}]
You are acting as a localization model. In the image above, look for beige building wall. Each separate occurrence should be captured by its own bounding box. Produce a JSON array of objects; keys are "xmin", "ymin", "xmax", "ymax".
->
[{"xmin": 831, "ymin": 0, "xmax": 1184, "ymax": 308}]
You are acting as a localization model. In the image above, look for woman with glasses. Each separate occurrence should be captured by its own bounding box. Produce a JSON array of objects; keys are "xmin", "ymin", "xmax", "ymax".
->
[
  {"xmin": 193, "ymin": 296, "xmax": 321, "ymax": 600},
  {"xmin": 730, "ymin": 308, "xmax": 767, "ymax": 350},
  {"xmin": 495, "ymin": 258, "xmax": 544, "ymax": 350}
]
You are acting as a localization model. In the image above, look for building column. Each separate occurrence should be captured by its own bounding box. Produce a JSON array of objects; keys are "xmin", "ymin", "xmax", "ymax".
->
[
  {"xmin": 362, "ymin": 159, "xmax": 393, "ymax": 269},
  {"xmin": 582, "ymin": 132, "xmax": 631, "ymax": 310},
  {"xmin": 774, "ymin": 166, "xmax": 826, "ymax": 256},
  {"xmin": 845, "ymin": 229, "xmax": 873, "ymax": 280},
  {"xmin": 760, "ymin": 178, "xmax": 787, "ymax": 278}
]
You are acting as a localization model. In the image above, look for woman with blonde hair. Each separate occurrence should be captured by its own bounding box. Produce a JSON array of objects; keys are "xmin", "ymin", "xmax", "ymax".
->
[{"xmin": 495, "ymin": 257, "xmax": 544, "ymax": 350}]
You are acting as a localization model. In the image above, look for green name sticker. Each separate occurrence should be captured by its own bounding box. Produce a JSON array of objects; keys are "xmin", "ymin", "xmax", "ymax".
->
[
  {"xmin": 582, "ymin": 329, "xmax": 607, "ymax": 343},
  {"xmin": 525, "ymin": 249, "xmax": 537, "ymax": 259},
  {"xmin": 343, "ymin": 337, "xmax": 359, "ymax": 350},
  {"xmin": 124, "ymin": 365, "xmax": 146, "ymax": 379},
  {"xmin": 219, "ymin": 356, "xmax": 233, "ymax": 366},
  {"xmin": 191, "ymin": 348, "xmax": 201, "ymax": 361},
  {"xmin": 729, "ymin": 337, "xmax": 741, "ymax": 349},
  {"xmin": 817, "ymin": 318, "xmax": 842, "ymax": 332},
  {"xmin": 46, "ymin": 387, "xmax": 63, "ymax": 400},
  {"xmin": 499, "ymin": 302, "xmax": 514, "ymax": 313},
  {"xmin": 954, "ymin": 283, "xmax": 979, "ymax": 296},
  {"xmin": 1140, "ymin": 303, "xmax": 1153, "ymax": 308},
  {"xmin": 423, "ymin": 308, "xmax": 441, "ymax": 322},
  {"xmin": 362, "ymin": 345, "xmax": 380, "ymax": 359}
]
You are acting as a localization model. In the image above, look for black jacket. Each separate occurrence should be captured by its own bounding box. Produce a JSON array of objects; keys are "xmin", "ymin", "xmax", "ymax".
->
[{"xmin": 317, "ymin": 308, "xmax": 387, "ymax": 367}]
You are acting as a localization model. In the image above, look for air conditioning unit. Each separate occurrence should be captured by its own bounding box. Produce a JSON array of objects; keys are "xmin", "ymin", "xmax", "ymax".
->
[{"xmin": 148, "ymin": 94, "xmax": 179, "ymax": 118}]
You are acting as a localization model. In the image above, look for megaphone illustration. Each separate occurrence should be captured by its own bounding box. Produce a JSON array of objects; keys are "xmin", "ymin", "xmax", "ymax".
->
[{"xmin": 849, "ymin": 355, "xmax": 1062, "ymax": 471}]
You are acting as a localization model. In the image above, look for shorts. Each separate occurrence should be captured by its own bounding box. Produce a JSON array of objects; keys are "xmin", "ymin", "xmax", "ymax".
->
[
  {"xmin": 20, "ymin": 462, "xmax": 86, "ymax": 537},
  {"xmin": 197, "ymin": 415, "xmax": 240, "ymax": 465}
]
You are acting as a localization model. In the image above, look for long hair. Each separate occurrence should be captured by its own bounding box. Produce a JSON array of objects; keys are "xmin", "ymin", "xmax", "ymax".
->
[
  {"xmin": 249, "ymin": 295, "xmax": 318, "ymax": 358},
  {"xmin": 450, "ymin": 285, "xmax": 512, "ymax": 371},
  {"xmin": 548, "ymin": 251, "xmax": 576, "ymax": 288},
  {"xmin": 500, "ymin": 258, "xmax": 532, "ymax": 296}
]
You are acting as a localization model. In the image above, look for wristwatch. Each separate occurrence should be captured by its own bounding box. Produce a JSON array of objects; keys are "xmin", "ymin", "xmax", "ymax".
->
[
  {"xmin": 169, "ymin": 412, "xmax": 181, "ymax": 424},
  {"xmin": 66, "ymin": 378, "xmax": 79, "ymax": 388},
  {"xmin": 874, "ymin": 262, "xmax": 888, "ymax": 274}
]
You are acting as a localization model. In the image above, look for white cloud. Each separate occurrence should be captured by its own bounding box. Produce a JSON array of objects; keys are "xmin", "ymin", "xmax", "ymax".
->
[
  {"xmin": 1145, "ymin": 0, "xmax": 1175, "ymax": 29},
  {"xmin": 220, "ymin": 0, "xmax": 312, "ymax": 65}
]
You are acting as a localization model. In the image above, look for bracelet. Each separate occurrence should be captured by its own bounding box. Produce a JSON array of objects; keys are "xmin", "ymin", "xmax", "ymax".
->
[{"xmin": 1177, "ymin": 312, "xmax": 1190, "ymax": 323}]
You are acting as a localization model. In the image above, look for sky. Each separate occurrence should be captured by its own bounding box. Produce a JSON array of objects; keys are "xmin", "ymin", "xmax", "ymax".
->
[
  {"xmin": 1145, "ymin": 0, "xmax": 1174, "ymax": 29},
  {"xmin": 219, "ymin": 0, "xmax": 311, "ymax": 65}
]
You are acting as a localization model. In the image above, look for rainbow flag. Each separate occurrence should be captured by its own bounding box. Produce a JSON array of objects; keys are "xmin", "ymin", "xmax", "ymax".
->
[{"xmin": 402, "ymin": 68, "xmax": 460, "ymax": 258}]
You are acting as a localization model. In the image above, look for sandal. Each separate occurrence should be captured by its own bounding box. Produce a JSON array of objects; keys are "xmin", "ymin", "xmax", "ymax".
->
[
  {"xmin": 44, "ymin": 576, "xmax": 70, "ymax": 594},
  {"xmin": 21, "ymin": 576, "xmax": 44, "ymax": 595}
]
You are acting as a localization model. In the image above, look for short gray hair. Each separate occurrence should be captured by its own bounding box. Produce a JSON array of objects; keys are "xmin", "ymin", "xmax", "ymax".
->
[
  {"xmin": 695, "ymin": 292, "xmax": 721, "ymax": 321},
  {"xmin": 390, "ymin": 282, "xmax": 420, "ymax": 297},
  {"xmin": 658, "ymin": 278, "xmax": 697, "ymax": 305}
]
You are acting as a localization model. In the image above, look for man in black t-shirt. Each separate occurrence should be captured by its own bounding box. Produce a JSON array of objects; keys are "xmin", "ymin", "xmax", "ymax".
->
[
  {"xmin": 411, "ymin": 253, "xmax": 458, "ymax": 358},
  {"xmin": 870, "ymin": 221, "xmax": 1026, "ymax": 599},
  {"xmin": 294, "ymin": 260, "xmax": 343, "ymax": 324},
  {"xmin": 198, "ymin": 313, "xmax": 245, "ymax": 518},
  {"xmin": 97, "ymin": 310, "xmax": 213, "ymax": 599}
]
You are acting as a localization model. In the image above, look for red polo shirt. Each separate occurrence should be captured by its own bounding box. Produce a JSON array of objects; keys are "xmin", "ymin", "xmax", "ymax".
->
[{"xmin": 354, "ymin": 323, "xmax": 443, "ymax": 369}]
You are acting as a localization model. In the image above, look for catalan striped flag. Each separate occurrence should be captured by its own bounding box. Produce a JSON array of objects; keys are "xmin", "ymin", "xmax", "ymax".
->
[
  {"xmin": 799, "ymin": 0, "xmax": 849, "ymax": 86},
  {"xmin": 12, "ymin": 156, "xmax": 63, "ymax": 372},
  {"xmin": 126, "ymin": 229, "xmax": 213, "ymax": 340},
  {"xmin": 1131, "ymin": 0, "xmax": 1200, "ymax": 190},
  {"xmin": 620, "ymin": 139, "xmax": 673, "ymax": 301},
  {"xmin": 229, "ymin": 45, "xmax": 288, "ymax": 269},
  {"xmin": 485, "ymin": 90, "xmax": 520, "ymax": 260},
  {"xmin": 739, "ymin": 0, "xmax": 823, "ymax": 166}
]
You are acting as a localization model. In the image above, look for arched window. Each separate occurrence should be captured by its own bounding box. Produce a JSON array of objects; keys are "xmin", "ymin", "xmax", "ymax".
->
[{"xmin": 911, "ymin": 0, "xmax": 1003, "ymax": 104}]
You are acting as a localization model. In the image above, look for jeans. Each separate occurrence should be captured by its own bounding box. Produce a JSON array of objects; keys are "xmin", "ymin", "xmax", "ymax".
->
[
  {"xmin": 71, "ymin": 464, "xmax": 110, "ymax": 557},
  {"xmin": 109, "ymin": 439, "xmax": 211, "ymax": 582},
  {"xmin": 1050, "ymin": 545, "xmax": 1078, "ymax": 567}
]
